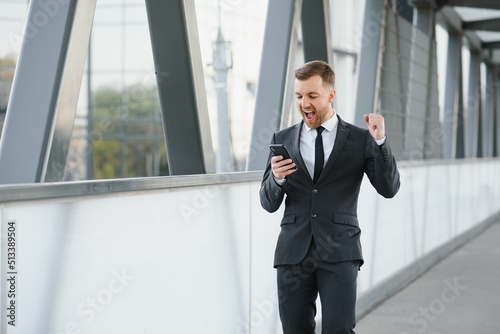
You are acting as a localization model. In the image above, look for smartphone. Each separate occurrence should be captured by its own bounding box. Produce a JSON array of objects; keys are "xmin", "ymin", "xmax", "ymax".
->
[{"xmin": 269, "ymin": 144, "xmax": 292, "ymax": 161}]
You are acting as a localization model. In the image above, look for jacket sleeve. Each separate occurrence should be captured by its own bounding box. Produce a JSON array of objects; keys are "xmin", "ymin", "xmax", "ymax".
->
[
  {"xmin": 259, "ymin": 135, "xmax": 286, "ymax": 213},
  {"xmin": 364, "ymin": 132, "xmax": 401, "ymax": 198}
]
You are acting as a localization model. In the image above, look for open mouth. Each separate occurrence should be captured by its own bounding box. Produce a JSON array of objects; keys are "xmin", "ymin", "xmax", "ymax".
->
[{"xmin": 304, "ymin": 111, "xmax": 316, "ymax": 121}]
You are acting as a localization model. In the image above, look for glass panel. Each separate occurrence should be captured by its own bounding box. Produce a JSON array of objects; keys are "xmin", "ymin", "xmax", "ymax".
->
[
  {"xmin": 93, "ymin": 5, "xmax": 122, "ymax": 25},
  {"xmin": 194, "ymin": 0, "xmax": 268, "ymax": 171},
  {"xmin": 68, "ymin": 0, "xmax": 165, "ymax": 181},
  {"xmin": 91, "ymin": 25, "xmax": 124, "ymax": 72},
  {"xmin": 330, "ymin": 0, "xmax": 366, "ymax": 123},
  {"xmin": 123, "ymin": 25, "xmax": 155, "ymax": 73},
  {"xmin": 0, "ymin": 0, "xmax": 28, "ymax": 138},
  {"xmin": 125, "ymin": 4, "xmax": 148, "ymax": 23}
]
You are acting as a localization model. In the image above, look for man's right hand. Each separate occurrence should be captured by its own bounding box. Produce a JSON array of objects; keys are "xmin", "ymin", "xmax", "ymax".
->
[{"xmin": 271, "ymin": 156, "xmax": 297, "ymax": 180}]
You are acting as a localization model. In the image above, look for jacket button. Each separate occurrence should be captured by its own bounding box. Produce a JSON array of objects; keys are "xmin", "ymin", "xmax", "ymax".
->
[
  {"xmin": 311, "ymin": 214, "xmax": 317, "ymax": 218},
  {"xmin": 312, "ymin": 189, "xmax": 318, "ymax": 194}
]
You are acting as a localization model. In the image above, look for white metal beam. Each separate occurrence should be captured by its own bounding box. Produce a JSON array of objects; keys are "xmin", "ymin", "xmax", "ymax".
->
[{"xmin": 0, "ymin": 0, "xmax": 96, "ymax": 184}]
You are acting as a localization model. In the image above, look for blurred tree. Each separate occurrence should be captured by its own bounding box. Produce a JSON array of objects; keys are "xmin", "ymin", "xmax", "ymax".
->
[
  {"xmin": 93, "ymin": 139, "xmax": 121, "ymax": 179},
  {"xmin": 90, "ymin": 84, "xmax": 169, "ymax": 179},
  {"xmin": 0, "ymin": 56, "xmax": 16, "ymax": 81},
  {"xmin": 0, "ymin": 56, "xmax": 169, "ymax": 180}
]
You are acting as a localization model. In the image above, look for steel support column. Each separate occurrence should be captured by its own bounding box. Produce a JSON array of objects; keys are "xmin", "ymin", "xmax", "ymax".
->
[
  {"xmin": 442, "ymin": 33, "xmax": 464, "ymax": 159},
  {"xmin": 408, "ymin": 2, "xmax": 442, "ymax": 159},
  {"xmin": 145, "ymin": 0, "xmax": 215, "ymax": 175},
  {"xmin": 456, "ymin": 60, "xmax": 466, "ymax": 159},
  {"xmin": 484, "ymin": 64, "xmax": 496, "ymax": 157},
  {"xmin": 466, "ymin": 51, "xmax": 481, "ymax": 157},
  {"xmin": 301, "ymin": 0, "xmax": 333, "ymax": 63},
  {"xmin": 246, "ymin": 0, "xmax": 302, "ymax": 171},
  {"xmin": 477, "ymin": 82, "xmax": 484, "ymax": 158},
  {"xmin": 354, "ymin": 0, "xmax": 385, "ymax": 126},
  {"xmin": 0, "ymin": 0, "xmax": 96, "ymax": 184},
  {"xmin": 491, "ymin": 70, "xmax": 500, "ymax": 157},
  {"xmin": 381, "ymin": 2, "xmax": 408, "ymax": 159},
  {"xmin": 361, "ymin": 0, "xmax": 411, "ymax": 159}
]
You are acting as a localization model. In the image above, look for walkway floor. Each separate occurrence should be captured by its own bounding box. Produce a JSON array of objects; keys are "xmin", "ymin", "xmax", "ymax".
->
[{"xmin": 355, "ymin": 220, "xmax": 500, "ymax": 334}]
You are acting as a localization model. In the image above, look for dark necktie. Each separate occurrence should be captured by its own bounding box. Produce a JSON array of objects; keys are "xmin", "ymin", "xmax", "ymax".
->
[{"xmin": 313, "ymin": 126, "xmax": 325, "ymax": 183}]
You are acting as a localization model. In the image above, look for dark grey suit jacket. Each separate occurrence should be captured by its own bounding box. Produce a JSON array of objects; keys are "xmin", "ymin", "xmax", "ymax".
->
[{"xmin": 260, "ymin": 116, "xmax": 400, "ymax": 267}]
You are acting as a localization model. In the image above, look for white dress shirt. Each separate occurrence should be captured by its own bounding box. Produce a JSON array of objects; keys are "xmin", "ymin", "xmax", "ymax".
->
[{"xmin": 301, "ymin": 112, "xmax": 339, "ymax": 179}]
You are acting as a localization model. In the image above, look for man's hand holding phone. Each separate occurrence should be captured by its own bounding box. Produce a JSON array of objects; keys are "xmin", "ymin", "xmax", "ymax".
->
[{"xmin": 270, "ymin": 144, "xmax": 297, "ymax": 180}]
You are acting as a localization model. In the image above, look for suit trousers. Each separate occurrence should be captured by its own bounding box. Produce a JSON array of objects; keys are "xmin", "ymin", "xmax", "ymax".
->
[{"xmin": 276, "ymin": 239, "xmax": 359, "ymax": 334}]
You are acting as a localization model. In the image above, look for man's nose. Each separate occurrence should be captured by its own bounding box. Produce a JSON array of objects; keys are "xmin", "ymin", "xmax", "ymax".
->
[{"xmin": 301, "ymin": 97, "xmax": 309, "ymax": 108}]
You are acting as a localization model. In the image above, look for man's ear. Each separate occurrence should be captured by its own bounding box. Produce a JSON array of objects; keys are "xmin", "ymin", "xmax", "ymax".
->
[{"xmin": 329, "ymin": 89, "xmax": 336, "ymax": 103}]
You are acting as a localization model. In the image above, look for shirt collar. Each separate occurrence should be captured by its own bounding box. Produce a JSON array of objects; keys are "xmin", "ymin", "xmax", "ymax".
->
[{"xmin": 303, "ymin": 110, "xmax": 338, "ymax": 133}]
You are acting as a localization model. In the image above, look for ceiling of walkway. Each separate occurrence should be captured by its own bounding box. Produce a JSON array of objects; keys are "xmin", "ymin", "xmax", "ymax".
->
[{"xmin": 437, "ymin": 0, "xmax": 500, "ymax": 62}]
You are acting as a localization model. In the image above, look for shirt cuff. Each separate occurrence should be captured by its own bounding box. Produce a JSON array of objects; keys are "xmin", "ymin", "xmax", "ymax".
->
[
  {"xmin": 375, "ymin": 135, "xmax": 386, "ymax": 146},
  {"xmin": 273, "ymin": 176, "xmax": 286, "ymax": 186}
]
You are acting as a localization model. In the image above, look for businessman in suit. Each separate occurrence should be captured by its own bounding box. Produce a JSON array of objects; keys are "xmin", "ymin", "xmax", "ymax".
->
[{"xmin": 259, "ymin": 60, "xmax": 400, "ymax": 333}]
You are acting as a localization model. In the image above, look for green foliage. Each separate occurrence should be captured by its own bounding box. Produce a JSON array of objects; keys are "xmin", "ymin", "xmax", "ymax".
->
[
  {"xmin": 0, "ymin": 56, "xmax": 16, "ymax": 82},
  {"xmin": 93, "ymin": 140, "xmax": 121, "ymax": 179},
  {"xmin": 0, "ymin": 56, "xmax": 169, "ymax": 179},
  {"xmin": 91, "ymin": 84, "xmax": 169, "ymax": 179}
]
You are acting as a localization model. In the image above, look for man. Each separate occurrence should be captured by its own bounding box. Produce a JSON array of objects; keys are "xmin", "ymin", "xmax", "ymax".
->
[{"xmin": 259, "ymin": 60, "xmax": 400, "ymax": 333}]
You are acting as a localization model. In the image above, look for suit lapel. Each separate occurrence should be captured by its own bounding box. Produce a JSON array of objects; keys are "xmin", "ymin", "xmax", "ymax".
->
[
  {"xmin": 290, "ymin": 122, "xmax": 311, "ymax": 181},
  {"xmin": 317, "ymin": 116, "xmax": 349, "ymax": 184}
]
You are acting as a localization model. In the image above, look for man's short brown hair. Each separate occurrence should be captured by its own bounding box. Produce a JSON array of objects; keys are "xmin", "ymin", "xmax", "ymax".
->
[{"xmin": 294, "ymin": 60, "xmax": 335, "ymax": 88}]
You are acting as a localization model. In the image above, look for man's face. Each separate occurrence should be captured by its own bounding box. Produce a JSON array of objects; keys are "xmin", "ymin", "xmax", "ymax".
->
[{"xmin": 294, "ymin": 75, "xmax": 335, "ymax": 129}]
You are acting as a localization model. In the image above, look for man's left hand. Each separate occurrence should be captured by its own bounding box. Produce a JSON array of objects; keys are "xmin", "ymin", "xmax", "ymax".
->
[{"xmin": 364, "ymin": 113, "xmax": 385, "ymax": 141}]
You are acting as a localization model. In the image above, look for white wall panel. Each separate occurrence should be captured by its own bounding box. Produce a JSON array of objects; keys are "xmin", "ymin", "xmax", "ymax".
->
[{"xmin": 1, "ymin": 159, "xmax": 500, "ymax": 333}]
